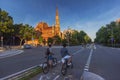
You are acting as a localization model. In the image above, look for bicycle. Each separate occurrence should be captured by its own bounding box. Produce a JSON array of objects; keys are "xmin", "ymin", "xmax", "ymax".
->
[
  {"xmin": 42, "ymin": 56, "xmax": 57, "ymax": 74},
  {"xmin": 61, "ymin": 58, "xmax": 73, "ymax": 75}
]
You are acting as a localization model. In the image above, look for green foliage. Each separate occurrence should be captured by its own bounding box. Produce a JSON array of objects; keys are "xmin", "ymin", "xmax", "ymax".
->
[
  {"xmin": 95, "ymin": 21, "xmax": 120, "ymax": 45},
  {"xmin": 38, "ymin": 36, "xmax": 43, "ymax": 44},
  {"xmin": 62, "ymin": 39, "xmax": 67, "ymax": 44},
  {"xmin": 13, "ymin": 23, "xmax": 34, "ymax": 45},
  {"xmin": 19, "ymin": 67, "xmax": 42, "ymax": 80},
  {"xmin": 84, "ymin": 35, "xmax": 91, "ymax": 43},
  {"xmin": 53, "ymin": 35, "xmax": 61, "ymax": 45},
  {"xmin": 48, "ymin": 37, "xmax": 53, "ymax": 44},
  {"xmin": 0, "ymin": 8, "xmax": 14, "ymax": 36},
  {"xmin": 63, "ymin": 29, "xmax": 91, "ymax": 45}
]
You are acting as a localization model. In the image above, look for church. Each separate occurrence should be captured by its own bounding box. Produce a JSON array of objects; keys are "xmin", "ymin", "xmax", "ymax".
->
[
  {"xmin": 27, "ymin": 8, "xmax": 62, "ymax": 46},
  {"xmin": 35, "ymin": 7, "xmax": 61, "ymax": 41}
]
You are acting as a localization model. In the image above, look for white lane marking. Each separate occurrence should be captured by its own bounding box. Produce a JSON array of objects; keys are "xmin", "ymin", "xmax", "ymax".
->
[
  {"xmin": 84, "ymin": 49, "xmax": 93, "ymax": 71},
  {"xmin": 72, "ymin": 48, "xmax": 84, "ymax": 55},
  {"xmin": 53, "ymin": 75, "xmax": 60, "ymax": 80},
  {"xmin": 39, "ymin": 75, "xmax": 43, "ymax": 80},
  {"xmin": 0, "ymin": 50, "xmax": 24, "ymax": 59},
  {"xmin": 81, "ymin": 49, "xmax": 105, "ymax": 80},
  {"xmin": 0, "ymin": 65, "xmax": 37, "ymax": 80}
]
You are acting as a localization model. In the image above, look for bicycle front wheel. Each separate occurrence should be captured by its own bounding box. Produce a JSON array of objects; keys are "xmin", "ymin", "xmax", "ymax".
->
[
  {"xmin": 42, "ymin": 62, "xmax": 49, "ymax": 74},
  {"xmin": 53, "ymin": 58, "xmax": 57, "ymax": 67}
]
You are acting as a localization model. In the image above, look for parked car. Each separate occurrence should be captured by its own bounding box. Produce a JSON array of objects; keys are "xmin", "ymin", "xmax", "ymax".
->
[{"xmin": 22, "ymin": 44, "xmax": 32, "ymax": 49}]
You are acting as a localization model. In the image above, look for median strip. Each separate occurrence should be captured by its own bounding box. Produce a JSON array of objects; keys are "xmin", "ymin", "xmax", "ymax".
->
[{"xmin": 0, "ymin": 65, "xmax": 42, "ymax": 80}]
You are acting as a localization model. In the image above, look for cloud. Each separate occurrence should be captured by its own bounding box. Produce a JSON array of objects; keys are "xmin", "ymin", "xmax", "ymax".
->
[{"xmin": 72, "ymin": 6, "xmax": 120, "ymax": 41}]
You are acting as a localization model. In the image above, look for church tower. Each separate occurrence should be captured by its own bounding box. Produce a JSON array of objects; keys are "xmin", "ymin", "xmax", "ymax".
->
[{"xmin": 55, "ymin": 7, "xmax": 60, "ymax": 36}]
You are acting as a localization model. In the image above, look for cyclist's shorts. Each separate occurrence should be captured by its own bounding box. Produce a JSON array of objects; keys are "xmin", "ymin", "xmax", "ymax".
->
[
  {"xmin": 48, "ymin": 55, "xmax": 53, "ymax": 60},
  {"xmin": 61, "ymin": 55, "xmax": 71, "ymax": 63}
]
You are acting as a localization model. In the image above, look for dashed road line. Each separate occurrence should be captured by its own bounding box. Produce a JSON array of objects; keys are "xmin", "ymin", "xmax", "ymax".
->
[
  {"xmin": 81, "ymin": 47, "xmax": 105, "ymax": 80},
  {"xmin": 84, "ymin": 49, "xmax": 93, "ymax": 71}
]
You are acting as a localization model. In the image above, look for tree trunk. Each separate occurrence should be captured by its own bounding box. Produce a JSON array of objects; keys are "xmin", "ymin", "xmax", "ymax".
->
[{"xmin": 20, "ymin": 38, "xmax": 24, "ymax": 47}]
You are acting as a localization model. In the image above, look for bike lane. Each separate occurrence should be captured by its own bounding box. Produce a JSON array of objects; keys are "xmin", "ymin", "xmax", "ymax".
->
[{"xmin": 31, "ymin": 46, "xmax": 91, "ymax": 80}]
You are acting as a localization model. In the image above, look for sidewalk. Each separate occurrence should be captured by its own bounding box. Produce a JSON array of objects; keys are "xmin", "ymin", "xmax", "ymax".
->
[{"xmin": 0, "ymin": 49, "xmax": 24, "ymax": 59}]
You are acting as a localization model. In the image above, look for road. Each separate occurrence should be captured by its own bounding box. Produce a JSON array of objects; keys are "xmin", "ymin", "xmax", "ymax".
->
[
  {"xmin": 0, "ymin": 45, "xmax": 120, "ymax": 80},
  {"xmin": 0, "ymin": 46, "xmax": 82, "ymax": 78},
  {"xmin": 89, "ymin": 45, "xmax": 120, "ymax": 80}
]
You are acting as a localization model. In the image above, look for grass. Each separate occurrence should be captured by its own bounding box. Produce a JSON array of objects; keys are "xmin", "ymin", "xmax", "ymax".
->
[{"xmin": 18, "ymin": 66, "xmax": 42, "ymax": 80}]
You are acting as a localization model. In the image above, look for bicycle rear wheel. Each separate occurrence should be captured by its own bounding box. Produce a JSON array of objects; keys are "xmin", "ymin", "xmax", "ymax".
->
[
  {"xmin": 42, "ymin": 62, "xmax": 49, "ymax": 74},
  {"xmin": 61, "ymin": 63, "xmax": 67, "ymax": 75}
]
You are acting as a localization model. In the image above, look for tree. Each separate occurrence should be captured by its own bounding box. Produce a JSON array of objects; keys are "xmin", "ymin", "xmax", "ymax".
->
[
  {"xmin": 77, "ymin": 30, "xmax": 87, "ymax": 44},
  {"xmin": 0, "ymin": 8, "xmax": 14, "ymax": 46},
  {"xmin": 95, "ymin": 21, "xmax": 120, "ymax": 45},
  {"xmin": 0, "ymin": 9, "xmax": 13, "ymax": 36},
  {"xmin": 13, "ymin": 24, "xmax": 33, "ymax": 46},
  {"xmin": 38, "ymin": 36, "xmax": 43, "ymax": 44},
  {"xmin": 63, "ymin": 29, "xmax": 91, "ymax": 45},
  {"xmin": 84, "ymin": 35, "xmax": 91, "ymax": 43},
  {"xmin": 53, "ymin": 35, "xmax": 61, "ymax": 45}
]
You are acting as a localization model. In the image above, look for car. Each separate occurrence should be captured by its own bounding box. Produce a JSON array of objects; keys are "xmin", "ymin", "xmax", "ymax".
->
[{"xmin": 22, "ymin": 44, "xmax": 32, "ymax": 49}]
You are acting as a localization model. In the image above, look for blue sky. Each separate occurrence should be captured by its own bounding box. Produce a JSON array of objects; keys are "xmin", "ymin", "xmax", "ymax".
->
[{"xmin": 0, "ymin": 0, "xmax": 120, "ymax": 41}]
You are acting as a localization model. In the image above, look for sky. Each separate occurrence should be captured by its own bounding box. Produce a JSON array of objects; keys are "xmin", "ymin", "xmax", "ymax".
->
[{"xmin": 0, "ymin": 0, "xmax": 120, "ymax": 41}]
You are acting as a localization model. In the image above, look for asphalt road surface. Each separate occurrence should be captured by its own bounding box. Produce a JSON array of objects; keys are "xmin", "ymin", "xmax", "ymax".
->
[{"xmin": 0, "ymin": 45, "xmax": 120, "ymax": 80}]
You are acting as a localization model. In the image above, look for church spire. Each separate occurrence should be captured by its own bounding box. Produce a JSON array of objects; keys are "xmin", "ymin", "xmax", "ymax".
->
[
  {"xmin": 55, "ymin": 7, "xmax": 60, "ymax": 36},
  {"xmin": 55, "ymin": 7, "xmax": 60, "ymax": 28}
]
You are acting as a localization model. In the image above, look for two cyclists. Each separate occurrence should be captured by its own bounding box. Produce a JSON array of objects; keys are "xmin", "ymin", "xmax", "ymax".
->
[{"xmin": 43, "ymin": 43, "xmax": 72, "ymax": 74}]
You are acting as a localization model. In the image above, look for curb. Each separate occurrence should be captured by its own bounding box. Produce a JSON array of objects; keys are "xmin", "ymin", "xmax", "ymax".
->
[{"xmin": 0, "ymin": 65, "xmax": 41, "ymax": 80}]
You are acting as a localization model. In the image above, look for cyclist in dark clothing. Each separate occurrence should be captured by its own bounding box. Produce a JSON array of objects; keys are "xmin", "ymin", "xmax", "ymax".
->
[{"xmin": 46, "ymin": 44, "xmax": 54, "ymax": 68}]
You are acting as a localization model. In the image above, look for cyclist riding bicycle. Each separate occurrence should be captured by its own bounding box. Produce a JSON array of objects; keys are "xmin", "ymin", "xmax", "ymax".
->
[
  {"xmin": 45, "ymin": 43, "xmax": 54, "ymax": 68},
  {"xmin": 60, "ymin": 43, "xmax": 72, "ymax": 66}
]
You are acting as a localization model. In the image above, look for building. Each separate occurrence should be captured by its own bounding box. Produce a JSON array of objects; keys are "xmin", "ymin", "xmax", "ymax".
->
[
  {"xmin": 35, "ymin": 7, "xmax": 61, "ymax": 41},
  {"xmin": 116, "ymin": 18, "xmax": 120, "ymax": 23},
  {"xmin": 27, "ymin": 7, "xmax": 61, "ymax": 46}
]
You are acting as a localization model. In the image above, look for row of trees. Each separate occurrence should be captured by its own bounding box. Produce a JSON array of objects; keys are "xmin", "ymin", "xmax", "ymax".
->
[
  {"xmin": 0, "ymin": 8, "xmax": 92, "ymax": 46},
  {"xmin": 64, "ymin": 29, "xmax": 92, "ymax": 45},
  {"xmin": 0, "ymin": 8, "xmax": 36, "ymax": 46},
  {"xmin": 95, "ymin": 21, "xmax": 120, "ymax": 47},
  {"xmin": 47, "ymin": 29, "xmax": 92, "ymax": 46}
]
